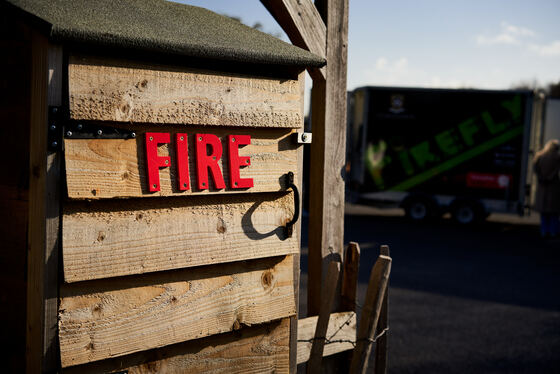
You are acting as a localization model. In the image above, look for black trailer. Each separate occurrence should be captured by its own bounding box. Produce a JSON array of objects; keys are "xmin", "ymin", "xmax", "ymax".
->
[{"xmin": 346, "ymin": 86, "xmax": 535, "ymax": 223}]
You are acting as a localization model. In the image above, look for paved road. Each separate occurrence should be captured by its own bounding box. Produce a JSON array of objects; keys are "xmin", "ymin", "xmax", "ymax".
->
[{"xmin": 300, "ymin": 205, "xmax": 560, "ymax": 373}]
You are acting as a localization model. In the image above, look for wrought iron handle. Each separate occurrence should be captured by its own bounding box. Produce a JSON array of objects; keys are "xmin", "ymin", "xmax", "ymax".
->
[{"xmin": 284, "ymin": 171, "xmax": 300, "ymax": 238}]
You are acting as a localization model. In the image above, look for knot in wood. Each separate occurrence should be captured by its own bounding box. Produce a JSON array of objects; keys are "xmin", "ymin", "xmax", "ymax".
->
[{"xmin": 261, "ymin": 270, "xmax": 274, "ymax": 289}]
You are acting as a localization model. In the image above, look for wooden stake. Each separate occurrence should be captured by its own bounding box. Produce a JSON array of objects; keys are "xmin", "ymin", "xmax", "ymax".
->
[
  {"xmin": 375, "ymin": 245, "xmax": 390, "ymax": 374},
  {"xmin": 341, "ymin": 242, "xmax": 361, "ymax": 311},
  {"xmin": 306, "ymin": 260, "xmax": 341, "ymax": 373},
  {"xmin": 349, "ymin": 254, "xmax": 392, "ymax": 374}
]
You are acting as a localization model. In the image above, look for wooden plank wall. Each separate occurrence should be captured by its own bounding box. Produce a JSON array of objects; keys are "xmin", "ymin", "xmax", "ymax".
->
[{"xmin": 58, "ymin": 57, "xmax": 304, "ymax": 370}]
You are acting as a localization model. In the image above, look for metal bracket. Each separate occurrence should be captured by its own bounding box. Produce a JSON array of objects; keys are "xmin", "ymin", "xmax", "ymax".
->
[
  {"xmin": 64, "ymin": 122, "xmax": 137, "ymax": 139},
  {"xmin": 283, "ymin": 171, "xmax": 300, "ymax": 238},
  {"xmin": 48, "ymin": 106, "xmax": 63, "ymax": 151},
  {"xmin": 293, "ymin": 132, "xmax": 312, "ymax": 144}
]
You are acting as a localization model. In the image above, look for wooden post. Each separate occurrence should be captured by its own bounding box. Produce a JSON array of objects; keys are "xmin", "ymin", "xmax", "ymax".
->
[
  {"xmin": 307, "ymin": 260, "xmax": 341, "ymax": 373},
  {"xmin": 375, "ymin": 245, "xmax": 391, "ymax": 374},
  {"xmin": 262, "ymin": 0, "xmax": 349, "ymax": 317},
  {"xmin": 350, "ymin": 255, "xmax": 392, "ymax": 374},
  {"xmin": 290, "ymin": 71, "xmax": 307, "ymax": 373},
  {"xmin": 42, "ymin": 44, "xmax": 63, "ymax": 373},
  {"xmin": 26, "ymin": 28, "xmax": 49, "ymax": 374},
  {"xmin": 307, "ymin": 0, "xmax": 349, "ymax": 316}
]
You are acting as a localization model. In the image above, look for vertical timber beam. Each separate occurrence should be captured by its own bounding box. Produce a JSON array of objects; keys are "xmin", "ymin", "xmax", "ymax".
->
[
  {"xmin": 307, "ymin": 0, "xmax": 349, "ymax": 316},
  {"xmin": 290, "ymin": 71, "xmax": 307, "ymax": 373},
  {"xmin": 26, "ymin": 29, "xmax": 49, "ymax": 374},
  {"xmin": 44, "ymin": 44, "xmax": 63, "ymax": 372}
]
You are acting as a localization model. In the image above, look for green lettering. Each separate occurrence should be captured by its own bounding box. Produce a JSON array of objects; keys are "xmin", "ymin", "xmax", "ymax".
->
[
  {"xmin": 481, "ymin": 111, "xmax": 507, "ymax": 134},
  {"xmin": 410, "ymin": 141, "xmax": 437, "ymax": 169},
  {"xmin": 458, "ymin": 118, "xmax": 479, "ymax": 146},
  {"xmin": 366, "ymin": 141, "xmax": 391, "ymax": 189},
  {"xmin": 398, "ymin": 151, "xmax": 415, "ymax": 176},
  {"xmin": 435, "ymin": 129, "xmax": 461, "ymax": 156},
  {"xmin": 501, "ymin": 95, "xmax": 521, "ymax": 121}
]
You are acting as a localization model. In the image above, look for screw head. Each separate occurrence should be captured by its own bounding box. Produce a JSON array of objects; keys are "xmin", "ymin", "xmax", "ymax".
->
[
  {"xmin": 51, "ymin": 141, "xmax": 58, "ymax": 148},
  {"xmin": 97, "ymin": 129, "xmax": 103, "ymax": 136},
  {"xmin": 164, "ymin": 159, "xmax": 169, "ymax": 165},
  {"xmin": 50, "ymin": 124, "xmax": 56, "ymax": 131},
  {"xmin": 301, "ymin": 134, "xmax": 308, "ymax": 142},
  {"xmin": 76, "ymin": 124, "xmax": 83, "ymax": 130},
  {"xmin": 131, "ymin": 132, "xmax": 136, "ymax": 138},
  {"xmin": 66, "ymin": 130, "xmax": 72, "ymax": 137}
]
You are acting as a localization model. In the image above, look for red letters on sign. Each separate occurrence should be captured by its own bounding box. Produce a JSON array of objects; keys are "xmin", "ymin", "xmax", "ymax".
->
[
  {"xmin": 176, "ymin": 133, "xmax": 189, "ymax": 191},
  {"xmin": 144, "ymin": 133, "xmax": 252, "ymax": 192},
  {"xmin": 228, "ymin": 135, "xmax": 254, "ymax": 189},
  {"xmin": 195, "ymin": 133, "xmax": 226, "ymax": 190},
  {"xmin": 145, "ymin": 132, "xmax": 171, "ymax": 192}
]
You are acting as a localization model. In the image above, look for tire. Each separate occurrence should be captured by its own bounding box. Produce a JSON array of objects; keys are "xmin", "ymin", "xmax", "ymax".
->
[
  {"xmin": 451, "ymin": 200, "xmax": 484, "ymax": 224},
  {"xmin": 404, "ymin": 197, "xmax": 437, "ymax": 221}
]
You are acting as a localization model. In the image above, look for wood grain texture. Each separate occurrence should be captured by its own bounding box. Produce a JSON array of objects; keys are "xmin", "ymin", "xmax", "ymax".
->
[
  {"xmin": 62, "ymin": 192, "xmax": 297, "ymax": 282},
  {"xmin": 350, "ymin": 255, "xmax": 391, "ymax": 374},
  {"xmin": 290, "ymin": 71, "xmax": 306, "ymax": 373},
  {"xmin": 43, "ymin": 43, "xmax": 63, "ymax": 373},
  {"xmin": 307, "ymin": 260, "xmax": 341, "ymax": 374},
  {"xmin": 307, "ymin": 0, "xmax": 349, "ymax": 316},
  {"xmin": 64, "ymin": 127, "xmax": 297, "ymax": 199},
  {"xmin": 63, "ymin": 319, "xmax": 291, "ymax": 374},
  {"xmin": 58, "ymin": 256, "xmax": 296, "ymax": 367},
  {"xmin": 297, "ymin": 311, "xmax": 356, "ymax": 365},
  {"xmin": 68, "ymin": 56, "xmax": 303, "ymax": 128},
  {"xmin": 341, "ymin": 242, "xmax": 360, "ymax": 311},
  {"xmin": 25, "ymin": 28, "xmax": 48, "ymax": 374},
  {"xmin": 260, "ymin": 0, "xmax": 326, "ymax": 79}
]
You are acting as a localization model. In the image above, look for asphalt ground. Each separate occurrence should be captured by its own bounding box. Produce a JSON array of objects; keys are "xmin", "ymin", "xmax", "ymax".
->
[{"xmin": 300, "ymin": 205, "xmax": 560, "ymax": 373}]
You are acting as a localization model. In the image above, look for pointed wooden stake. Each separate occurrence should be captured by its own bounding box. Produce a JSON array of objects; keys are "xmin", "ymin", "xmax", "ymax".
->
[{"xmin": 349, "ymin": 253, "xmax": 392, "ymax": 374}]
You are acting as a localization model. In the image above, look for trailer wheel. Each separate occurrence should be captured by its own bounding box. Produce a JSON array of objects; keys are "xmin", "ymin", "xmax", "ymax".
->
[
  {"xmin": 451, "ymin": 200, "xmax": 484, "ymax": 224},
  {"xmin": 404, "ymin": 197, "xmax": 437, "ymax": 221}
]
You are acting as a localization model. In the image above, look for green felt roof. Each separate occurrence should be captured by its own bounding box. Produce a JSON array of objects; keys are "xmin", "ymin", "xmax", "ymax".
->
[{"xmin": 6, "ymin": 0, "xmax": 325, "ymax": 68}]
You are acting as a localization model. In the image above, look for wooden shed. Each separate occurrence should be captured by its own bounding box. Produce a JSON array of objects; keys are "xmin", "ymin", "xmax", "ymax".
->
[{"xmin": 0, "ymin": 0, "xmax": 325, "ymax": 372}]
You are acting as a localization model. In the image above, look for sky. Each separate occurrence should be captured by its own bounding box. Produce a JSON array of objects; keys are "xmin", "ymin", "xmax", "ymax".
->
[{"xmin": 176, "ymin": 0, "xmax": 560, "ymax": 91}]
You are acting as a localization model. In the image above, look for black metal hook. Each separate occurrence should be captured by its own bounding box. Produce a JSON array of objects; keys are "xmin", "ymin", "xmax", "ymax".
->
[{"xmin": 284, "ymin": 171, "xmax": 300, "ymax": 238}]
